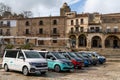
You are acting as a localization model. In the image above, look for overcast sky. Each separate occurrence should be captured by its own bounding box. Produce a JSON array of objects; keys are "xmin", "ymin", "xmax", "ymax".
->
[{"xmin": 0, "ymin": 0, "xmax": 120, "ymax": 17}]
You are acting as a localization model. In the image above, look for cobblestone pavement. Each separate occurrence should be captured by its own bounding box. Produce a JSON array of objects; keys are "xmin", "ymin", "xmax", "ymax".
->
[{"xmin": 0, "ymin": 62, "xmax": 120, "ymax": 80}]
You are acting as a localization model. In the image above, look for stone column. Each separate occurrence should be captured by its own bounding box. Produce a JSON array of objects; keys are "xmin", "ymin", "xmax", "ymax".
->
[
  {"xmin": 76, "ymin": 36, "xmax": 78, "ymax": 49},
  {"xmin": 102, "ymin": 36, "xmax": 105, "ymax": 49},
  {"xmin": 86, "ymin": 34, "xmax": 91, "ymax": 49}
]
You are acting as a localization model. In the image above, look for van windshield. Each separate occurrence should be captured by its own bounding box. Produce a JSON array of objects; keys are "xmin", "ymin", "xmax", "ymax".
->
[
  {"xmin": 68, "ymin": 52, "xmax": 79, "ymax": 58},
  {"xmin": 52, "ymin": 52, "xmax": 66, "ymax": 59},
  {"xmin": 24, "ymin": 51, "xmax": 43, "ymax": 58}
]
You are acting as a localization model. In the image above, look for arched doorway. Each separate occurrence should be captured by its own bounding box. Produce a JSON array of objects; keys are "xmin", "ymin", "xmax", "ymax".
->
[
  {"xmin": 105, "ymin": 35, "xmax": 120, "ymax": 48},
  {"xmin": 78, "ymin": 34, "xmax": 87, "ymax": 47},
  {"xmin": 69, "ymin": 35, "xmax": 76, "ymax": 48},
  {"xmin": 91, "ymin": 36, "xmax": 102, "ymax": 48}
]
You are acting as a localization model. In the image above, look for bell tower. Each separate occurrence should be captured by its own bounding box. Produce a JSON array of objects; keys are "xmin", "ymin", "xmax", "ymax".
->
[{"xmin": 60, "ymin": 2, "xmax": 71, "ymax": 16}]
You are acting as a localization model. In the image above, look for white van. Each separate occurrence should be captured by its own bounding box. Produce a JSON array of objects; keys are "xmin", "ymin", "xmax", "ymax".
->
[{"xmin": 2, "ymin": 49, "xmax": 48, "ymax": 76}]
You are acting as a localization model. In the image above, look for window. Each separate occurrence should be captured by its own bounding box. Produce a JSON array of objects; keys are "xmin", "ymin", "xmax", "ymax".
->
[
  {"xmin": 114, "ymin": 28, "xmax": 118, "ymax": 32},
  {"xmin": 95, "ymin": 27, "xmax": 100, "ymax": 32},
  {"xmin": 71, "ymin": 20, "xmax": 74, "ymax": 25},
  {"xmin": 24, "ymin": 51, "xmax": 42, "ymax": 58},
  {"xmin": 80, "ymin": 19, "xmax": 84, "ymax": 24},
  {"xmin": 25, "ymin": 21, "xmax": 30, "ymax": 26},
  {"xmin": 7, "ymin": 21, "xmax": 10, "ymax": 26},
  {"xmin": 80, "ymin": 27, "xmax": 84, "ymax": 32},
  {"xmin": 114, "ymin": 27, "xmax": 118, "ymax": 32},
  {"xmin": 39, "ymin": 28, "xmax": 43, "ymax": 34},
  {"xmin": 53, "ymin": 20, "xmax": 57, "ymax": 25},
  {"xmin": 6, "ymin": 29, "xmax": 10, "ymax": 35},
  {"xmin": 71, "ymin": 27, "xmax": 74, "ymax": 33},
  {"xmin": 76, "ymin": 19, "xmax": 78, "ymax": 25},
  {"xmin": 5, "ymin": 50, "xmax": 18, "ymax": 58},
  {"xmin": 75, "ymin": 27, "xmax": 79, "ymax": 32},
  {"xmin": 18, "ymin": 51, "xmax": 24, "ymax": 59},
  {"xmin": 105, "ymin": 40, "xmax": 110, "ymax": 47},
  {"xmin": 106, "ymin": 29, "xmax": 111, "ymax": 33},
  {"xmin": 46, "ymin": 54, "xmax": 54, "ymax": 59},
  {"xmin": 0, "ymin": 29, "xmax": 3, "ymax": 35},
  {"xmin": 53, "ymin": 40, "xmax": 57, "ymax": 43},
  {"xmin": 26, "ymin": 39, "xmax": 29, "ymax": 43},
  {"xmin": 53, "ymin": 28, "xmax": 57, "ymax": 34},
  {"xmin": 90, "ymin": 27, "xmax": 94, "ymax": 32},
  {"xmin": 38, "ymin": 40, "xmax": 44, "ymax": 45},
  {"xmin": 25, "ymin": 29, "xmax": 29, "ymax": 34},
  {"xmin": 39, "ymin": 20, "xmax": 43, "ymax": 25},
  {"xmin": 0, "ymin": 21, "xmax": 3, "ymax": 26},
  {"xmin": 106, "ymin": 27, "xmax": 111, "ymax": 33}
]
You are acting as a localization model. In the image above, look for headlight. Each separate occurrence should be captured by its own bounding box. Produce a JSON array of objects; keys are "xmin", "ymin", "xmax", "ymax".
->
[
  {"xmin": 62, "ymin": 62, "xmax": 67, "ymax": 65},
  {"xmin": 29, "ymin": 62, "xmax": 36, "ymax": 66}
]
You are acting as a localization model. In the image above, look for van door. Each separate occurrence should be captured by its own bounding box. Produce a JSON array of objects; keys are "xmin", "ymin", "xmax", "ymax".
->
[
  {"xmin": 46, "ymin": 54, "xmax": 55, "ymax": 69},
  {"xmin": 15, "ymin": 51, "xmax": 25, "ymax": 71},
  {"xmin": 5, "ymin": 50, "xmax": 18, "ymax": 70}
]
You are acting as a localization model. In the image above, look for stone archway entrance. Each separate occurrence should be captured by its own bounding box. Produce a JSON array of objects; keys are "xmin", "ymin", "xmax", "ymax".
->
[
  {"xmin": 69, "ymin": 35, "xmax": 76, "ymax": 48},
  {"xmin": 91, "ymin": 36, "xmax": 102, "ymax": 48},
  {"xmin": 78, "ymin": 34, "xmax": 87, "ymax": 47},
  {"xmin": 105, "ymin": 35, "xmax": 120, "ymax": 48}
]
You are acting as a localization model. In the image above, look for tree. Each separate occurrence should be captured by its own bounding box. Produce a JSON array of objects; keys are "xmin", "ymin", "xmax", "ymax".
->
[
  {"xmin": 5, "ymin": 44, "xmax": 14, "ymax": 49},
  {"xmin": 0, "ymin": 2, "xmax": 11, "ymax": 16},
  {"xmin": 20, "ymin": 43, "xmax": 34, "ymax": 49},
  {"xmin": 22, "ymin": 11, "xmax": 33, "ymax": 18}
]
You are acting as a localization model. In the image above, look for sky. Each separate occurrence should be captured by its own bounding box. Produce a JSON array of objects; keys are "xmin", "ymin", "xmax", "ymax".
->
[{"xmin": 0, "ymin": 0, "xmax": 120, "ymax": 17}]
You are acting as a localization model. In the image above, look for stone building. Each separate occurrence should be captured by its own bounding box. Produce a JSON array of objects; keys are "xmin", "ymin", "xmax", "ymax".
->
[{"xmin": 0, "ymin": 2, "xmax": 120, "ymax": 51}]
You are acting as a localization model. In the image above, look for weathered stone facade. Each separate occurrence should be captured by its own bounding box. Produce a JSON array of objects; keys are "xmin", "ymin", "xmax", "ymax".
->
[{"xmin": 0, "ymin": 3, "xmax": 120, "ymax": 51}]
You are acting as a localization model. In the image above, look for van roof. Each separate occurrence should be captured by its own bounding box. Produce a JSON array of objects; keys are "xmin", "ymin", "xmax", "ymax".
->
[{"xmin": 36, "ymin": 50, "xmax": 48, "ymax": 52}]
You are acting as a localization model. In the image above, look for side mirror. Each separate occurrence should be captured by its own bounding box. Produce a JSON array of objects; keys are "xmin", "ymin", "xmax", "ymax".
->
[{"xmin": 19, "ymin": 56, "xmax": 25, "ymax": 60}]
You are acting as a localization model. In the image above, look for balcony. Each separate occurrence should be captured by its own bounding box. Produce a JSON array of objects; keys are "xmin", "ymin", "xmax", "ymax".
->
[
  {"xmin": 23, "ymin": 32, "xmax": 31, "ymax": 36},
  {"xmin": 68, "ymin": 30, "xmax": 85, "ymax": 35},
  {"xmin": 0, "ymin": 24, "xmax": 10, "ymax": 27},
  {"xmin": 104, "ymin": 30, "xmax": 120, "ymax": 34},
  {"xmin": 50, "ymin": 31, "xmax": 60, "ymax": 37},
  {"xmin": 87, "ymin": 29, "xmax": 102, "ymax": 33},
  {"xmin": 36, "ymin": 32, "xmax": 49, "ymax": 37}
]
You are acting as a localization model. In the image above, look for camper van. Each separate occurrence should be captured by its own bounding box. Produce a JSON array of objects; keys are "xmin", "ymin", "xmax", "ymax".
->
[{"xmin": 2, "ymin": 49, "xmax": 48, "ymax": 76}]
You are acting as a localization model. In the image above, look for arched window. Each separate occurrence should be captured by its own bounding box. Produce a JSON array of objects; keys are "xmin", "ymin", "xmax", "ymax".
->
[
  {"xmin": 91, "ymin": 36, "xmax": 102, "ymax": 48},
  {"xmin": 39, "ymin": 20, "xmax": 43, "ymax": 25},
  {"xmin": 25, "ymin": 21, "xmax": 30, "ymax": 26},
  {"xmin": 53, "ymin": 20, "xmax": 57, "ymax": 25},
  {"xmin": 78, "ymin": 34, "xmax": 87, "ymax": 47},
  {"xmin": 105, "ymin": 36, "xmax": 120, "ymax": 48},
  {"xmin": 71, "ymin": 20, "xmax": 74, "ymax": 25}
]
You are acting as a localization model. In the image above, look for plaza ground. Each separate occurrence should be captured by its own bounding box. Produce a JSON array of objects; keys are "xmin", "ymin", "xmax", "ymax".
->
[{"xmin": 0, "ymin": 59, "xmax": 120, "ymax": 80}]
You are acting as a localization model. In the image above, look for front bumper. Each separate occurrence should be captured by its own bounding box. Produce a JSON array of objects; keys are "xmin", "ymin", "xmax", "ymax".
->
[{"xmin": 29, "ymin": 67, "xmax": 48, "ymax": 73}]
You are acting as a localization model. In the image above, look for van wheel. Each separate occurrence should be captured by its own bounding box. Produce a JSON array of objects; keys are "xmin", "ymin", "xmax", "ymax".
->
[
  {"xmin": 4, "ymin": 64, "xmax": 9, "ymax": 72},
  {"xmin": 54, "ymin": 65, "xmax": 61, "ymax": 72},
  {"xmin": 22, "ymin": 67, "xmax": 29, "ymax": 76}
]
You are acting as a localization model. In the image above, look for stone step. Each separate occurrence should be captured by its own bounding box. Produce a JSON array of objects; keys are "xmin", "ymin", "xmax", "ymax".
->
[
  {"xmin": 106, "ymin": 56, "xmax": 120, "ymax": 58},
  {"xmin": 107, "ymin": 60, "xmax": 120, "ymax": 62},
  {"xmin": 107, "ymin": 58, "xmax": 120, "ymax": 62}
]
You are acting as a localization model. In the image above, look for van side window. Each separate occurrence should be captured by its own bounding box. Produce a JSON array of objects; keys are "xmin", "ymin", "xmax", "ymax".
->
[
  {"xmin": 5, "ymin": 50, "xmax": 18, "ymax": 58},
  {"xmin": 39, "ymin": 52, "xmax": 45, "ymax": 58},
  {"xmin": 64, "ymin": 54, "xmax": 70, "ymax": 60},
  {"xmin": 46, "ymin": 54, "xmax": 53, "ymax": 59},
  {"xmin": 18, "ymin": 51, "xmax": 24, "ymax": 59}
]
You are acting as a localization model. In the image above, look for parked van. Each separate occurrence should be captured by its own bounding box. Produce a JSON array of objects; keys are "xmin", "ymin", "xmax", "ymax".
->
[
  {"xmin": 41, "ymin": 52, "xmax": 74, "ymax": 72},
  {"xmin": 2, "ymin": 49, "xmax": 48, "ymax": 76}
]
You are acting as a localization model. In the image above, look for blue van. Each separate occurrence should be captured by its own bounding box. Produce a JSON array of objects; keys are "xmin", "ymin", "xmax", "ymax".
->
[{"xmin": 41, "ymin": 52, "xmax": 74, "ymax": 72}]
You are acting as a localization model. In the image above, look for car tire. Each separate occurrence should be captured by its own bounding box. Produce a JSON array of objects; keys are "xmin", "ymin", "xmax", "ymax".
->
[
  {"xmin": 54, "ymin": 65, "xmax": 61, "ymax": 72},
  {"xmin": 4, "ymin": 64, "xmax": 9, "ymax": 72},
  {"xmin": 22, "ymin": 66, "xmax": 29, "ymax": 76}
]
